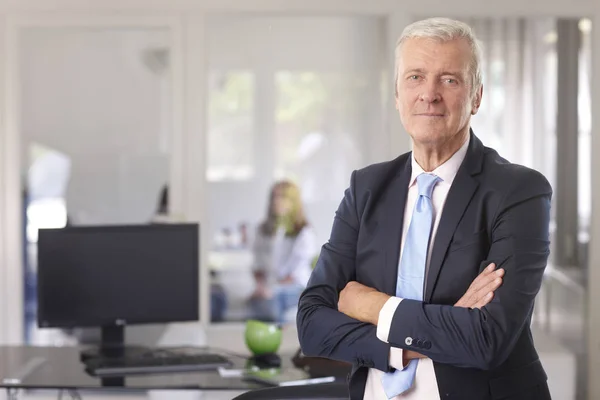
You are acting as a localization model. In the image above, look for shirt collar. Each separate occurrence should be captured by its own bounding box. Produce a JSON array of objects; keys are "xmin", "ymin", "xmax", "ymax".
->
[{"xmin": 409, "ymin": 135, "xmax": 470, "ymax": 187}]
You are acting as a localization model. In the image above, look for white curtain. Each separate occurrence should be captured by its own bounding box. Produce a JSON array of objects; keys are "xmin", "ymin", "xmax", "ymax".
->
[
  {"xmin": 464, "ymin": 17, "xmax": 592, "ymax": 234},
  {"xmin": 465, "ymin": 17, "xmax": 557, "ymax": 191}
]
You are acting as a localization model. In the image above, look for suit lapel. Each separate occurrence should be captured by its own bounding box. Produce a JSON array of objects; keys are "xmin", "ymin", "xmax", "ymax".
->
[
  {"xmin": 424, "ymin": 132, "xmax": 484, "ymax": 302},
  {"xmin": 381, "ymin": 156, "xmax": 412, "ymax": 296}
]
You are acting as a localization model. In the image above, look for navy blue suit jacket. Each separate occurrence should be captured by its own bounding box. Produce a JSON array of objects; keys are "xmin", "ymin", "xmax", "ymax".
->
[{"xmin": 297, "ymin": 133, "xmax": 552, "ymax": 400}]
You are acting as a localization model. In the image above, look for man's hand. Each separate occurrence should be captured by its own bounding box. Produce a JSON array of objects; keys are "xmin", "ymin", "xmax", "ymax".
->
[
  {"xmin": 404, "ymin": 263, "xmax": 504, "ymax": 364},
  {"xmin": 454, "ymin": 263, "xmax": 504, "ymax": 308},
  {"xmin": 338, "ymin": 281, "xmax": 390, "ymax": 325},
  {"xmin": 338, "ymin": 263, "xmax": 505, "ymax": 365},
  {"xmin": 338, "ymin": 263, "xmax": 504, "ymax": 326}
]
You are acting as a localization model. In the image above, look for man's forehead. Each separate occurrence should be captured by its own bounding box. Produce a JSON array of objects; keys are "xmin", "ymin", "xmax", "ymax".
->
[
  {"xmin": 399, "ymin": 38, "xmax": 471, "ymax": 72},
  {"xmin": 402, "ymin": 36, "xmax": 470, "ymax": 50}
]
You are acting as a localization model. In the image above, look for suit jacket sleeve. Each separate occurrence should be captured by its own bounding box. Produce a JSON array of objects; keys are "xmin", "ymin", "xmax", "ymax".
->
[
  {"xmin": 387, "ymin": 169, "xmax": 552, "ymax": 370},
  {"xmin": 296, "ymin": 170, "xmax": 392, "ymax": 372}
]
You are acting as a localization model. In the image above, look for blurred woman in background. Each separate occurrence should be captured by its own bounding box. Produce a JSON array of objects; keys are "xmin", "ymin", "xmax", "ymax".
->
[{"xmin": 249, "ymin": 180, "xmax": 317, "ymax": 323}]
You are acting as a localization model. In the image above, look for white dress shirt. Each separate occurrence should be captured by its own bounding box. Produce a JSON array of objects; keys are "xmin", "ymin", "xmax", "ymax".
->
[{"xmin": 363, "ymin": 136, "xmax": 470, "ymax": 400}]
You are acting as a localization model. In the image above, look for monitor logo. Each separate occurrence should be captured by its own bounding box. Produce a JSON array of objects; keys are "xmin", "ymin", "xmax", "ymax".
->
[{"xmin": 115, "ymin": 319, "xmax": 126, "ymax": 326}]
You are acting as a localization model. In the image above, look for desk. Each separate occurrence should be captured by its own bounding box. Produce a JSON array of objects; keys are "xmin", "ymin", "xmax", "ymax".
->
[{"xmin": 0, "ymin": 346, "xmax": 303, "ymax": 398}]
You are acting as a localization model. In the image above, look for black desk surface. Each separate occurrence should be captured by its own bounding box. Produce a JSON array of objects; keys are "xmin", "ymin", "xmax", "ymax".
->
[{"xmin": 0, "ymin": 346, "xmax": 290, "ymax": 391}]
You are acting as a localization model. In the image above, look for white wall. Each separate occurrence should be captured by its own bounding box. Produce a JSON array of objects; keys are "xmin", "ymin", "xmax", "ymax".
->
[
  {"xmin": 20, "ymin": 28, "xmax": 171, "ymax": 225},
  {"xmin": 206, "ymin": 15, "xmax": 384, "ymax": 71}
]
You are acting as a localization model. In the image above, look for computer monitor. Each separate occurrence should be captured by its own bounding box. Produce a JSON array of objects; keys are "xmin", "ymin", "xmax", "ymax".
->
[{"xmin": 37, "ymin": 223, "xmax": 199, "ymax": 351}]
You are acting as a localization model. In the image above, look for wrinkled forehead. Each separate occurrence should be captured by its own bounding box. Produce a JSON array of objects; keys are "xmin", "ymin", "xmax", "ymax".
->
[{"xmin": 398, "ymin": 37, "xmax": 473, "ymax": 75}]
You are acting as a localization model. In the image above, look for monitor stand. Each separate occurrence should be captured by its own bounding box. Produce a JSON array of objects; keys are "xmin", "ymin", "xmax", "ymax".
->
[{"xmin": 80, "ymin": 326, "xmax": 148, "ymax": 363}]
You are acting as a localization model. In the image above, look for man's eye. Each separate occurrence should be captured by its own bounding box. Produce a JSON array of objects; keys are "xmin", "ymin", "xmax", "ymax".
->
[
  {"xmin": 409, "ymin": 75, "xmax": 419, "ymax": 80},
  {"xmin": 445, "ymin": 78, "xmax": 457, "ymax": 84}
]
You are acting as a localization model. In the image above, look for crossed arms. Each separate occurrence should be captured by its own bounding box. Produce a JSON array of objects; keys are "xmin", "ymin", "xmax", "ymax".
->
[{"xmin": 296, "ymin": 169, "xmax": 552, "ymax": 371}]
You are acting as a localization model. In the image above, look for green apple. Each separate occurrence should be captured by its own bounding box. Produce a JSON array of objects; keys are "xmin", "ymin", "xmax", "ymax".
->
[{"xmin": 245, "ymin": 319, "xmax": 282, "ymax": 355}]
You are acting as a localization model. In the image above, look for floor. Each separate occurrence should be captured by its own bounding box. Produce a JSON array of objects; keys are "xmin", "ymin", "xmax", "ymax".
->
[{"xmin": 534, "ymin": 264, "xmax": 587, "ymax": 400}]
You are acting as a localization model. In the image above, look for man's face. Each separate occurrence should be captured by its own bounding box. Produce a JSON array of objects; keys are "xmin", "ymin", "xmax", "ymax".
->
[{"xmin": 396, "ymin": 37, "xmax": 482, "ymax": 147}]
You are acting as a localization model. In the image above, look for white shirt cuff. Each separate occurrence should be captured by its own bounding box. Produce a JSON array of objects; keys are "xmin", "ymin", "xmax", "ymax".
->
[
  {"xmin": 376, "ymin": 296, "xmax": 403, "ymax": 343},
  {"xmin": 389, "ymin": 347, "xmax": 406, "ymax": 370}
]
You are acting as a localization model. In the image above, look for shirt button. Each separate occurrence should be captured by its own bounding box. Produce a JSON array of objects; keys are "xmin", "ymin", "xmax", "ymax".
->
[{"xmin": 405, "ymin": 337, "xmax": 413, "ymax": 346}]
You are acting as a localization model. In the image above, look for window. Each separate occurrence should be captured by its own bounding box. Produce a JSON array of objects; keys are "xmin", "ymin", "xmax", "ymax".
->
[
  {"xmin": 274, "ymin": 71, "xmax": 369, "ymax": 204},
  {"xmin": 207, "ymin": 71, "xmax": 255, "ymax": 181}
]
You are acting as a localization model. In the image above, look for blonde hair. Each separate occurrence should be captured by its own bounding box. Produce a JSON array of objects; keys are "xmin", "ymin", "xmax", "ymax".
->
[
  {"xmin": 260, "ymin": 180, "xmax": 309, "ymax": 237},
  {"xmin": 394, "ymin": 17, "xmax": 483, "ymax": 97}
]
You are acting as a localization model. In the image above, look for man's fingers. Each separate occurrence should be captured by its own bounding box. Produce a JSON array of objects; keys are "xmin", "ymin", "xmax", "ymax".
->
[
  {"xmin": 473, "ymin": 291, "xmax": 494, "ymax": 309},
  {"xmin": 454, "ymin": 264, "xmax": 505, "ymax": 308},
  {"xmin": 475, "ymin": 275, "xmax": 502, "ymax": 298},
  {"xmin": 469, "ymin": 264, "xmax": 501, "ymax": 293},
  {"xmin": 472, "ymin": 263, "xmax": 496, "ymax": 285},
  {"xmin": 458, "ymin": 271, "xmax": 503, "ymax": 309},
  {"xmin": 471, "ymin": 277, "xmax": 502, "ymax": 308}
]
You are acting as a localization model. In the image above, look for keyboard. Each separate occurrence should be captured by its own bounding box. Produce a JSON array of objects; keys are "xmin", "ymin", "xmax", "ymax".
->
[{"xmin": 84, "ymin": 348, "xmax": 233, "ymax": 377}]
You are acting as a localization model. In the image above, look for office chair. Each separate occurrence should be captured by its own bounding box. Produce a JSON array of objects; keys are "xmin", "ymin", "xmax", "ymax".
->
[{"xmin": 232, "ymin": 382, "xmax": 348, "ymax": 399}]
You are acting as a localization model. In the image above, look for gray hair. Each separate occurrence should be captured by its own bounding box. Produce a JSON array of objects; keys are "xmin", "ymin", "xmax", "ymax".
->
[{"xmin": 394, "ymin": 17, "xmax": 483, "ymax": 97}]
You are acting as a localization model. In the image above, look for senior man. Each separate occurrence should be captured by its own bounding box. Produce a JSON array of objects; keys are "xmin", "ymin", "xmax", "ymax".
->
[{"xmin": 297, "ymin": 17, "xmax": 552, "ymax": 400}]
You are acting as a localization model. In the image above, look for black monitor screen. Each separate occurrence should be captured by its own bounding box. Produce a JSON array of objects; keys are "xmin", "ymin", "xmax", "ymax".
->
[{"xmin": 37, "ymin": 224, "xmax": 199, "ymax": 328}]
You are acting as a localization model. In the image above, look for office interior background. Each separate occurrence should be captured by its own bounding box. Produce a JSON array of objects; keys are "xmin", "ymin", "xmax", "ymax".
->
[{"xmin": 0, "ymin": 0, "xmax": 598, "ymax": 399}]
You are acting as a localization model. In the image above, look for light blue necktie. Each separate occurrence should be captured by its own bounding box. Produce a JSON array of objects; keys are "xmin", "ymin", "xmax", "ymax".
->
[{"xmin": 381, "ymin": 173, "xmax": 440, "ymax": 398}]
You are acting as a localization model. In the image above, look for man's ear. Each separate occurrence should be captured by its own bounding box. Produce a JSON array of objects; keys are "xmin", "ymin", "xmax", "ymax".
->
[{"xmin": 472, "ymin": 84, "xmax": 483, "ymax": 115}]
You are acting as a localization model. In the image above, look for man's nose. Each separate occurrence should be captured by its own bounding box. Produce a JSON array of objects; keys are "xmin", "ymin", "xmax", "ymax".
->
[{"xmin": 419, "ymin": 81, "xmax": 441, "ymax": 103}]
